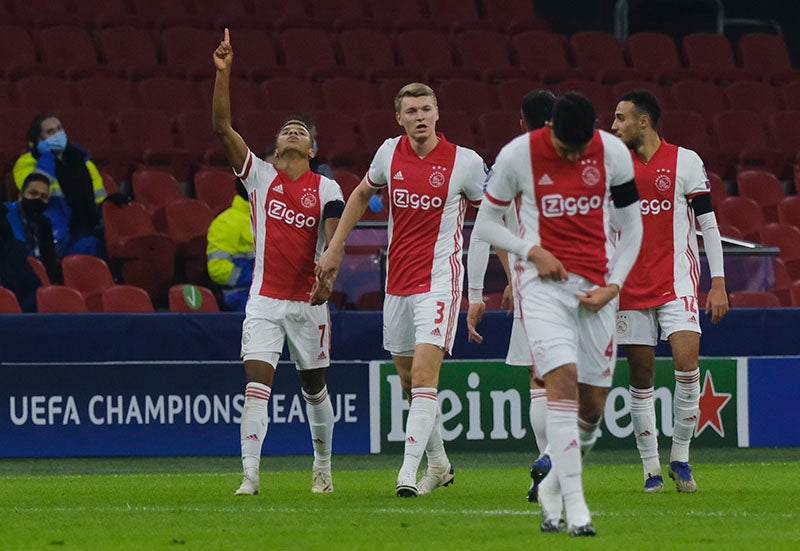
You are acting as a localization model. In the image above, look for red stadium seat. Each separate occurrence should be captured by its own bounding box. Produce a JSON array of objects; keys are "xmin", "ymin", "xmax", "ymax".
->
[
  {"xmin": 138, "ymin": 77, "xmax": 202, "ymax": 114},
  {"xmin": 365, "ymin": 0, "xmax": 438, "ymax": 32},
  {"xmin": 36, "ymin": 285, "xmax": 88, "ymax": 313},
  {"xmin": 682, "ymin": 32, "xmax": 755, "ymax": 84},
  {"xmin": 482, "ymin": 0, "xmax": 549, "ymax": 33},
  {"xmin": 736, "ymin": 170, "xmax": 785, "ymax": 223},
  {"xmin": 131, "ymin": 0, "xmax": 205, "ymax": 29},
  {"xmin": 511, "ymin": 31, "xmax": 584, "ymax": 83},
  {"xmin": 496, "ymin": 79, "xmax": 546, "ymax": 111},
  {"xmin": 670, "ymin": 81, "xmax": 730, "ymax": 127},
  {"xmin": 37, "ymin": 25, "xmax": 118, "ymax": 79},
  {"xmin": 261, "ymin": 77, "xmax": 318, "ymax": 113},
  {"xmin": 723, "ymin": 81, "xmax": 784, "ymax": 115},
  {"xmin": 176, "ymin": 109, "xmax": 226, "ymax": 167},
  {"xmin": 706, "ymin": 170, "xmax": 728, "ymax": 210},
  {"xmin": 360, "ymin": 109, "xmax": 401, "ymax": 152},
  {"xmin": 570, "ymin": 31, "xmax": 644, "ymax": 84},
  {"xmin": 712, "ymin": 111, "xmax": 785, "ymax": 179},
  {"xmin": 775, "ymin": 258, "xmax": 793, "ymax": 306},
  {"xmin": 438, "ymin": 79, "xmax": 498, "ymax": 116},
  {"xmin": 736, "ymin": 33, "xmax": 800, "ymax": 85},
  {"xmin": 27, "ymin": 257, "xmax": 51, "ymax": 287},
  {"xmin": 163, "ymin": 198, "xmax": 215, "ymax": 284},
  {"xmin": 658, "ymin": 109, "xmax": 731, "ymax": 178},
  {"xmin": 611, "ymin": 80, "xmax": 672, "ymax": 110},
  {"xmin": 777, "ymin": 196, "xmax": 800, "ymax": 230},
  {"xmin": 168, "ymin": 284, "xmax": 220, "ymax": 312},
  {"xmin": 96, "ymin": 26, "xmax": 176, "ymax": 80},
  {"xmin": 117, "ymin": 109, "xmax": 193, "ymax": 181},
  {"xmin": 332, "ymin": 168, "xmax": 362, "ymax": 200},
  {"xmin": 355, "ymin": 290, "xmax": 384, "ymax": 310},
  {"xmin": 478, "ymin": 110, "xmax": 525, "ymax": 162},
  {"xmin": 161, "ymin": 27, "xmax": 217, "ymax": 80},
  {"xmin": 716, "ymin": 196, "xmax": 764, "ymax": 243},
  {"xmin": 624, "ymin": 32, "xmax": 701, "ymax": 85},
  {"xmin": 194, "ymin": 167, "xmax": 237, "ymax": 215},
  {"xmin": 455, "ymin": 30, "xmax": 527, "ymax": 82},
  {"xmin": 131, "ymin": 169, "xmax": 185, "ymax": 219},
  {"xmin": 759, "ymin": 223, "xmax": 800, "ymax": 279},
  {"xmin": 0, "ymin": 287, "xmax": 22, "ymax": 313},
  {"xmin": 76, "ymin": 76, "xmax": 137, "ymax": 115},
  {"xmin": 224, "ymin": 27, "xmax": 286, "ymax": 81},
  {"xmin": 15, "ymin": 76, "xmax": 77, "ymax": 111},
  {"xmin": 74, "ymin": 0, "xmax": 144, "ymax": 29},
  {"xmin": 426, "ymin": 0, "xmax": 493, "ymax": 33},
  {"xmin": 395, "ymin": 30, "xmax": 464, "ymax": 82},
  {"xmin": 768, "ymin": 111, "xmax": 800, "ymax": 168},
  {"xmin": 101, "ymin": 284, "xmax": 154, "ymax": 313},
  {"xmin": 0, "ymin": 25, "xmax": 46, "ymax": 80},
  {"xmin": 335, "ymin": 29, "xmax": 407, "ymax": 81},
  {"xmin": 320, "ymin": 77, "xmax": 380, "ymax": 114},
  {"xmin": 309, "ymin": 0, "xmax": 372, "ymax": 31},
  {"xmin": 278, "ymin": 28, "xmax": 351, "ymax": 80},
  {"xmin": 554, "ymin": 80, "xmax": 613, "ymax": 115},
  {"xmin": 62, "ymin": 253, "xmax": 116, "ymax": 312}
]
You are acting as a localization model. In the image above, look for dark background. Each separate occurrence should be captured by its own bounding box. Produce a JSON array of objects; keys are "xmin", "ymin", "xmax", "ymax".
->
[{"xmin": 536, "ymin": 0, "xmax": 799, "ymax": 64}]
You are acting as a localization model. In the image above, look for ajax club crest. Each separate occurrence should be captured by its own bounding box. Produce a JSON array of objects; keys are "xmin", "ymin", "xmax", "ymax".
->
[
  {"xmin": 655, "ymin": 168, "xmax": 673, "ymax": 192},
  {"xmin": 429, "ymin": 164, "xmax": 447, "ymax": 188},
  {"xmin": 580, "ymin": 159, "xmax": 601, "ymax": 186}
]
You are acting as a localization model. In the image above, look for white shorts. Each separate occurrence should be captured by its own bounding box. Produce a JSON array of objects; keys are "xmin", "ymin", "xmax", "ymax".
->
[
  {"xmin": 506, "ymin": 316, "xmax": 533, "ymax": 366},
  {"xmin": 616, "ymin": 296, "xmax": 702, "ymax": 346},
  {"xmin": 241, "ymin": 295, "xmax": 331, "ymax": 370},
  {"xmin": 383, "ymin": 290, "xmax": 461, "ymax": 356},
  {"xmin": 520, "ymin": 274, "xmax": 617, "ymax": 388}
]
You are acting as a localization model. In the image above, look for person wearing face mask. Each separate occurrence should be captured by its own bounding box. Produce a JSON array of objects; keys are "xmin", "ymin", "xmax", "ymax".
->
[
  {"xmin": 1, "ymin": 173, "xmax": 63, "ymax": 311},
  {"xmin": 12, "ymin": 112, "xmax": 106, "ymax": 258}
]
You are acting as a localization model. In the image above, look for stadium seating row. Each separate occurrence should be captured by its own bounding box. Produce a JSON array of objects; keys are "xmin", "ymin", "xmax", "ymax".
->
[{"xmin": 0, "ymin": 25, "xmax": 796, "ymax": 84}]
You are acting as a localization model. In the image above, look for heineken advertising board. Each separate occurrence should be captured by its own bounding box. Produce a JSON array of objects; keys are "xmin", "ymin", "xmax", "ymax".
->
[{"xmin": 372, "ymin": 358, "xmax": 742, "ymax": 454}]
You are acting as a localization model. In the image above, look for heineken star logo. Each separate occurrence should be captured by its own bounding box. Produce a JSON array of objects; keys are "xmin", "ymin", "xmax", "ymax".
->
[{"xmin": 695, "ymin": 370, "xmax": 732, "ymax": 438}]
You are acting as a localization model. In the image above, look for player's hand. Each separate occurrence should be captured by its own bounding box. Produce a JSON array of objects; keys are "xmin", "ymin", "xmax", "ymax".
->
[
  {"xmin": 528, "ymin": 246, "xmax": 567, "ymax": 281},
  {"xmin": 315, "ymin": 244, "xmax": 344, "ymax": 284},
  {"xmin": 501, "ymin": 284, "xmax": 514, "ymax": 315},
  {"xmin": 466, "ymin": 301, "xmax": 486, "ymax": 343},
  {"xmin": 213, "ymin": 28, "xmax": 233, "ymax": 70},
  {"xmin": 705, "ymin": 285, "xmax": 729, "ymax": 324},
  {"xmin": 579, "ymin": 284, "xmax": 619, "ymax": 312},
  {"xmin": 309, "ymin": 275, "xmax": 333, "ymax": 306}
]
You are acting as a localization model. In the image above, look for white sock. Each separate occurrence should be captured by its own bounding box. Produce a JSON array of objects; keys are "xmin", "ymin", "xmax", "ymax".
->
[
  {"xmin": 398, "ymin": 387, "xmax": 438, "ymax": 482},
  {"xmin": 529, "ymin": 388, "xmax": 548, "ymax": 454},
  {"xmin": 672, "ymin": 368, "xmax": 700, "ymax": 463},
  {"xmin": 538, "ymin": 469, "xmax": 563, "ymax": 523},
  {"xmin": 303, "ymin": 385, "xmax": 334, "ymax": 471},
  {"xmin": 240, "ymin": 382, "xmax": 270, "ymax": 472},
  {"xmin": 577, "ymin": 417, "xmax": 602, "ymax": 458},
  {"xmin": 547, "ymin": 399, "xmax": 591, "ymax": 528},
  {"xmin": 425, "ymin": 407, "xmax": 449, "ymax": 469},
  {"xmin": 630, "ymin": 385, "xmax": 661, "ymax": 477}
]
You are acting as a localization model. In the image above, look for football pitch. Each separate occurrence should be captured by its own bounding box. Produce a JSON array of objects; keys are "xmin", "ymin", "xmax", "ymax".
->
[{"xmin": 1, "ymin": 448, "xmax": 798, "ymax": 550}]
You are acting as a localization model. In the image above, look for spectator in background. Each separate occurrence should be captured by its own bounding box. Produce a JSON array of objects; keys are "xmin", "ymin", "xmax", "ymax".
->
[
  {"xmin": 13, "ymin": 113, "xmax": 106, "ymax": 258},
  {"xmin": 206, "ymin": 178, "xmax": 254, "ymax": 311},
  {"xmin": 303, "ymin": 116, "xmax": 335, "ymax": 181},
  {"xmin": 1, "ymin": 173, "xmax": 62, "ymax": 311}
]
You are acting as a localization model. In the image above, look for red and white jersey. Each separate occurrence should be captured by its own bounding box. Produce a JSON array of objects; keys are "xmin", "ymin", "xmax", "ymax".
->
[
  {"xmin": 367, "ymin": 133, "xmax": 485, "ymax": 296},
  {"xmin": 484, "ymin": 127, "xmax": 634, "ymax": 288},
  {"xmin": 236, "ymin": 151, "xmax": 343, "ymax": 301},
  {"xmin": 619, "ymin": 140, "xmax": 710, "ymax": 310}
]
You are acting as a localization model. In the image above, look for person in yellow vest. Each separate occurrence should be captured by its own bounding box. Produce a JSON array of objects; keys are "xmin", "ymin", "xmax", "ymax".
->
[
  {"xmin": 206, "ymin": 178, "xmax": 253, "ymax": 311},
  {"xmin": 13, "ymin": 112, "xmax": 106, "ymax": 257}
]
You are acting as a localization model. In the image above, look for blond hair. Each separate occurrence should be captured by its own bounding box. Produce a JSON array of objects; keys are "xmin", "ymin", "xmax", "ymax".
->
[{"xmin": 394, "ymin": 82, "xmax": 437, "ymax": 112}]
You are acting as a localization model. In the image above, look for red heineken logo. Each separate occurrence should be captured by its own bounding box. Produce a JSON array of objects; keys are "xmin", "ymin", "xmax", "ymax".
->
[{"xmin": 695, "ymin": 370, "xmax": 732, "ymax": 437}]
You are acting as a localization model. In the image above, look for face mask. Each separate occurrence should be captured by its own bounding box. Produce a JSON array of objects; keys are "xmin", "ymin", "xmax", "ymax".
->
[
  {"xmin": 42, "ymin": 130, "xmax": 68, "ymax": 152},
  {"xmin": 21, "ymin": 198, "xmax": 48, "ymax": 218}
]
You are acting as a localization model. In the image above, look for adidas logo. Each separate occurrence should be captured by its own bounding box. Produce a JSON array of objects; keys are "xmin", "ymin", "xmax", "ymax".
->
[
  {"xmin": 564, "ymin": 439, "xmax": 578, "ymax": 452},
  {"xmin": 688, "ymin": 315, "xmax": 697, "ymax": 323},
  {"xmin": 538, "ymin": 174, "xmax": 553, "ymax": 185},
  {"xmin": 602, "ymin": 367, "xmax": 612, "ymax": 377},
  {"xmin": 393, "ymin": 171, "xmax": 404, "ymax": 180},
  {"xmin": 274, "ymin": 184, "xmax": 284, "ymax": 194},
  {"xmin": 430, "ymin": 327, "xmax": 441, "ymax": 337},
  {"xmin": 406, "ymin": 436, "xmax": 417, "ymax": 443},
  {"xmin": 313, "ymin": 438, "xmax": 324, "ymax": 445},
  {"xmin": 639, "ymin": 430, "xmax": 652, "ymax": 437},
  {"xmin": 684, "ymin": 415, "xmax": 697, "ymax": 422},
  {"xmin": 317, "ymin": 351, "xmax": 327, "ymax": 360},
  {"xmin": 244, "ymin": 434, "xmax": 260, "ymax": 441}
]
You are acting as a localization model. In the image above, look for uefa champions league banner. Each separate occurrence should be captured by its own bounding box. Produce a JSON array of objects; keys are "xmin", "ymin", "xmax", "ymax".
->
[{"xmin": 0, "ymin": 361, "xmax": 372, "ymax": 457}]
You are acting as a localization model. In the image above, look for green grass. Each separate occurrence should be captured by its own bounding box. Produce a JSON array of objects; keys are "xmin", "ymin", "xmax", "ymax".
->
[{"xmin": 1, "ymin": 449, "xmax": 799, "ymax": 550}]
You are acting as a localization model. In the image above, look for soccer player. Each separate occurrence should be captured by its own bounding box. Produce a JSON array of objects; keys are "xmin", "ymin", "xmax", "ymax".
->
[
  {"xmin": 315, "ymin": 83, "xmax": 486, "ymax": 497},
  {"xmin": 212, "ymin": 29, "xmax": 345, "ymax": 495},
  {"xmin": 464, "ymin": 89, "xmax": 556, "ymax": 502},
  {"xmin": 611, "ymin": 90, "xmax": 729, "ymax": 493},
  {"xmin": 474, "ymin": 92, "xmax": 643, "ymax": 536}
]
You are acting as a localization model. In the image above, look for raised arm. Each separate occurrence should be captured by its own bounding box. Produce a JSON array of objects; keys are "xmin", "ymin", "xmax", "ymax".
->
[{"xmin": 212, "ymin": 28, "xmax": 248, "ymax": 173}]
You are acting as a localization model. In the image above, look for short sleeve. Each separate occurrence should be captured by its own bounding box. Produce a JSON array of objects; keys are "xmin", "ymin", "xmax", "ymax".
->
[
  {"xmin": 459, "ymin": 147, "xmax": 488, "ymax": 205},
  {"xmin": 483, "ymin": 137, "xmax": 525, "ymax": 207},
  {"xmin": 319, "ymin": 176, "xmax": 344, "ymax": 206},
  {"xmin": 600, "ymin": 131, "xmax": 635, "ymax": 188},
  {"xmin": 678, "ymin": 147, "xmax": 711, "ymax": 198},
  {"xmin": 233, "ymin": 150, "xmax": 277, "ymax": 193},
  {"xmin": 366, "ymin": 138, "xmax": 398, "ymax": 190}
]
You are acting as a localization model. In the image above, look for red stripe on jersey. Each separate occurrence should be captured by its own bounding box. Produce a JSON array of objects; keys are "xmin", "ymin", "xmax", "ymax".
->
[
  {"xmin": 258, "ymin": 170, "xmax": 324, "ymax": 301},
  {"xmin": 241, "ymin": 153, "xmax": 254, "ymax": 180},
  {"xmin": 530, "ymin": 128, "xmax": 609, "ymax": 286},
  {"xmin": 620, "ymin": 141, "xmax": 681, "ymax": 309},
  {"xmin": 484, "ymin": 191, "xmax": 511, "ymax": 207},
  {"xmin": 385, "ymin": 135, "xmax": 457, "ymax": 295}
]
